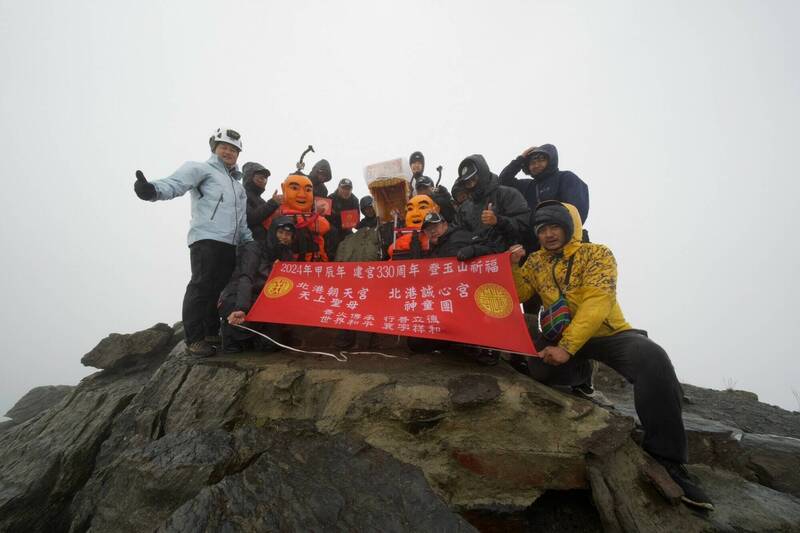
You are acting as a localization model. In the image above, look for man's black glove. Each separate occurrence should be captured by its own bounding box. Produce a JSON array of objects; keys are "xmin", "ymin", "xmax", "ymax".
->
[
  {"xmin": 134, "ymin": 170, "xmax": 157, "ymax": 201},
  {"xmin": 456, "ymin": 246, "xmax": 476, "ymax": 262}
]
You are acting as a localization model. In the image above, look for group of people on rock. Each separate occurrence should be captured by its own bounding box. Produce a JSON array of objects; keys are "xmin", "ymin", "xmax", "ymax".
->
[{"xmin": 133, "ymin": 127, "xmax": 713, "ymax": 511}]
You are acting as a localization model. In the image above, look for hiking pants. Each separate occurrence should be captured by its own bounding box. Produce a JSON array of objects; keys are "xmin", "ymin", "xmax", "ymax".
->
[
  {"xmin": 182, "ymin": 239, "xmax": 236, "ymax": 343},
  {"xmin": 526, "ymin": 329, "xmax": 688, "ymax": 464}
]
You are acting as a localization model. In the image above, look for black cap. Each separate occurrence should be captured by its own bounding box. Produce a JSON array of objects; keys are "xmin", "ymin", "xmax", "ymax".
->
[
  {"xmin": 533, "ymin": 201, "xmax": 573, "ymax": 239},
  {"xmin": 456, "ymin": 160, "xmax": 478, "ymax": 184},
  {"xmin": 409, "ymin": 151, "xmax": 425, "ymax": 165},
  {"xmin": 338, "ymin": 178, "xmax": 353, "ymax": 188},
  {"xmin": 415, "ymin": 176, "xmax": 434, "ymax": 189},
  {"xmin": 421, "ymin": 211, "xmax": 445, "ymax": 229}
]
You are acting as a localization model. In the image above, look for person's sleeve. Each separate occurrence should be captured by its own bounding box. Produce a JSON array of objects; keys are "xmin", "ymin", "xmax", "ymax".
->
[
  {"xmin": 151, "ymin": 162, "xmax": 207, "ymax": 201},
  {"xmin": 498, "ymin": 156, "xmax": 525, "ymax": 186},
  {"xmin": 239, "ymin": 204, "xmax": 254, "ymax": 243},
  {"xmin": 511, "ymin": 257, "xmax": 537, "ymax": 303},
  {"xmin": 247, "ymin": 198, "xmax": 279, "ymax": 227},
  {"xmin": 558, "ymin": 246, "xmax": 617, "ymax": 354},
  {"xmin": 495, "ymin": 188, "xmax": 531, "ymax": 242},
  {"xmin": 560, "ymin": 173, "xmax": 590, "ymax": 224},
  {"xmin": 234, "ymin": 243, "xmax": 261, "ymax": 311}
]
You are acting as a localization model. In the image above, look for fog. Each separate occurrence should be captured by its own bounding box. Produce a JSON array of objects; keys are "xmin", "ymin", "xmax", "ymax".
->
[{"xmin": 1, "ymin": 0, "xmax": 798, "ymax": 415}]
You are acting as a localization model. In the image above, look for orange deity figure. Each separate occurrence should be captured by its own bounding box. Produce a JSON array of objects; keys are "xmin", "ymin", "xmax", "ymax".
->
[
  {"xmin": 264, "ymin": 173, "xmax": 330, "ymax": 261},
  {"xmin": 388, "ymin": 194, "xmax": 439, "ymax": 259}
]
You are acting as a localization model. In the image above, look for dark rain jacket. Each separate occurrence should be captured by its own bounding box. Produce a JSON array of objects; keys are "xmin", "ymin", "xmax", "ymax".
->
[
  {"xmin": 242, "ymin": 162, "xmax": 280, "ymax": 242},
  {"xmin": 428, "ymin": 225, "xmax": 505, "ymax": 259},
  {"xmin": 220, "ymin": 215, "xmax": 296, "ymax": 313},
  {"xmin": 455, "ymin": 154, "xmax": 531, "ymax": 249},
  {"xmin": 498, "ymin": 144, "xmax": 589, "ymax": 223},
  {"xmin": 309, "ymin": 159, "xmax": 332, "ymax": 198}
]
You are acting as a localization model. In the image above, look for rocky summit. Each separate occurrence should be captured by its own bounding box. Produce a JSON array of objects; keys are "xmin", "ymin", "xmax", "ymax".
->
[{"xmin": 1, "ymin": 323, "xmax": 799, "ymax": 532}]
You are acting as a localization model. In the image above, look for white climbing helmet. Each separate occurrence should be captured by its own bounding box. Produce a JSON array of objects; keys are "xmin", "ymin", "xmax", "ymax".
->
[{"xmin": 208, "ymin": 127, "xmax": 243, "ymax": 152}]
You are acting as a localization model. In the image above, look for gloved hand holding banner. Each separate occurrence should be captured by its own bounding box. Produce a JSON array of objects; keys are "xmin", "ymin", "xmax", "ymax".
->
[{"xmin": 246, "ymin": 253, "xmax": 537, "ymax": 356}]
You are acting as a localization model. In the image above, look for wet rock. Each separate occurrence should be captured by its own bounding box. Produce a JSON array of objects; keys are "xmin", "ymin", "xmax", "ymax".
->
[
  {"xmin": 81, "ymin": 323, "xmax": 174, "ymax": 370},
  {"xmin": 448, "ymin": 374, "xmax": 501, "ymax": 408},
  {"xmin": 4, "ymin": 385, "xmax": 74, "ymax": 423}
]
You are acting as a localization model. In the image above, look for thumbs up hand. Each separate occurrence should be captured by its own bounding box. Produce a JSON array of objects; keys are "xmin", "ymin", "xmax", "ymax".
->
[
  {"xmin": 134, "ymin": 170, "xmax": 157, "ymax": 201},
  {"xmin": 481, "ymin": 202, "xmax": 497, "ymax": 226}
]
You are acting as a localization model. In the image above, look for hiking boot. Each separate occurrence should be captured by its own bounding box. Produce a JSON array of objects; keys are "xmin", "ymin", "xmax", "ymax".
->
[
  {"xmin": 186, "ymin": 340, "xmax": 216, "ymax": 358},
  {"xmin": 571, "ymin": 383, "xmax": 614, "ymax": 408},
  {"xmin": 204, "ymin": 335, "xmax": 222, "ymax": 347},
  {"xmin": 658, "ymin": 459, "xmax": 714, "ymax": 511},
  {"xmin": 223, "ymin": 340, "xmax": 244, "ymax": 354},
  {"xmin": 475, "ymin": 349, "xmax": 499, "ymax": 366}
]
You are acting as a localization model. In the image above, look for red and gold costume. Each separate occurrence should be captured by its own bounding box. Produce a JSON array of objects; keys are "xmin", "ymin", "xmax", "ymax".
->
[
  {"xmin": 264, "ymin": 173, "xmax": 330, "ymax": 261},
  {"xmin": 388, "ymin": 195, "xmax": 439, "ymax": 259}
]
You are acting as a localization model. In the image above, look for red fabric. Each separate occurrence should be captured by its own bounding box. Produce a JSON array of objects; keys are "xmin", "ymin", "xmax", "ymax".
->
[
  {"xmin": 340, "ymin": 209, "xmax": 359, "ymax": 230},
  {"xmin": 246, "ymin": 253, "xmax": 537, "ymax": 355}
]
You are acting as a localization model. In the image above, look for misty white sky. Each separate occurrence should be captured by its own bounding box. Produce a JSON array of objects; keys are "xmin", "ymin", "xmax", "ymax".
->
[{"xmin": 1, "ymin": 0, "xmax": 799, "ymax": 415}]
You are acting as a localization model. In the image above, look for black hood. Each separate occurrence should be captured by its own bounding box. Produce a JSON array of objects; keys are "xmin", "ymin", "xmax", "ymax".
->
[
  {"xmin": 309, "ymin": 159, "xmax": 332, "ymax": 185},
  {"xmin": 242, "ymin": 161, "xmax": 270, "ymax": 194},
  {"xmin": 523, "ymin": 144, "xmax": 559, "ymax": 177},
  {"xmin": 359, "ymin": 195, "xmax": 374, "ymax": 214},
  {"xmin": 456, "ymin": 154, "xmax": 496, "ymax": 200},
  {"xmin": 267, "ymin": 215, "xmax": 296, "ymax": 249}
]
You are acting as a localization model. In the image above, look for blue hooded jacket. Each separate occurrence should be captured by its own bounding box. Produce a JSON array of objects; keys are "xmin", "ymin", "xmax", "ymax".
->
[
  {"xmin": 150, "ymin": 155, "xmax": 254, "ymax": 246},
  {"xmin": 498, "ymin": 144, "xmax": 589, "ymax": 224}
]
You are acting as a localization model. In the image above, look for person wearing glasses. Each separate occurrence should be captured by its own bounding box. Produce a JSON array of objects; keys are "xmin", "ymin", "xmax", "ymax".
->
[{"xmin": 133, "ymin": 127, "xmax": 254, "ymax": 357}]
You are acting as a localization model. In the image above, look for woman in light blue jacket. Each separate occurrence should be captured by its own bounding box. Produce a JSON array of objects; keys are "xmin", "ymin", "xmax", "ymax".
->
[{"xmin": 134, "ymin": 128, "xmax": 253, "ymax": 357}]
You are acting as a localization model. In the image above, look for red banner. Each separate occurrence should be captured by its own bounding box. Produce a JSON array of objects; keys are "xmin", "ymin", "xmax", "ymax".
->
[{"xmin": 246, "ymin": 253, "xmax": 536, "ymax": 355}]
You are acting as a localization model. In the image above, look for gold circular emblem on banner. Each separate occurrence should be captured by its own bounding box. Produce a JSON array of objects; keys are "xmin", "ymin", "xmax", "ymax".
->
[
  {"xmin": 474, "ymin": 283, "xmax": 513, "ymax": 319},
  {"xmin": 263, "ymin": 276, "xmax": 294, "ymax": 298}
]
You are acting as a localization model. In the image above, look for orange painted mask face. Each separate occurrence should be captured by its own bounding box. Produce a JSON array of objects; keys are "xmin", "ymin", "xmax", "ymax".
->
[
  {"xmin": 405, "ymin": 194, "xmax": 439, "ymax": 228},
  {"xmin": 282, "ymin": 174, "xmax": 314, "ymax": 212}
]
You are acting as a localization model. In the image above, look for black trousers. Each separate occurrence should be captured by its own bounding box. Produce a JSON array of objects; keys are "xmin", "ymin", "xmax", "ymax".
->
[
  {"xmin": 182, "ymin": 239, "xmax": 236, "ymax": 344},
  {"xmin": 526, "ymin": 330, "xmax": 688, "ymax": 464}
]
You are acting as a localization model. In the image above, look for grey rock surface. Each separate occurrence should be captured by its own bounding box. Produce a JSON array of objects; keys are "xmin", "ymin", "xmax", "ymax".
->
[
  {"xmin": 81, "ymin": 322, "xmax": 174, "ymax": 370},
  {"xmin": 1, "ymin": 327, "xmax": 799, "ymax": 532},
  {"xmin": 4, "ymin": 385, "xmax": 74, "ymax": 423}
]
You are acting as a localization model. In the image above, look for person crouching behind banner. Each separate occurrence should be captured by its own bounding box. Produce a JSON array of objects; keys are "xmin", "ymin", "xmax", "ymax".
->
[
  {"xmin": 509, "ymin": 201, "xmax": 713, "ymax": 511},
  {"xmin": 264, "ymin": 173, "xmax": 330, "ymax": 261},
  {"xmin": 388, "ymin": 194, "xmax": 438, "ymax": 260},
  {"xmin": 402, "ymin": 212, "xmax": 506, "ymax": 365},
  {"xmin": 222, "ymin": 216, "xmax": 297, "ymax": 353}
]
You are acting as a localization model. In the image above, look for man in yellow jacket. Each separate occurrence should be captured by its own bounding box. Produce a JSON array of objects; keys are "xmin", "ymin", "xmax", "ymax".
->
[{"xmin": 510, "ymin": 200, "xmax": 713, "ymax": 511}]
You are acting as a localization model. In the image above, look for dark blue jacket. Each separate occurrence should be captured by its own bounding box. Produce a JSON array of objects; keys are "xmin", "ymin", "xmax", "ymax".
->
[{"xmin": 498, "ymin": 144, "xmax": 589, "ymax": 224}]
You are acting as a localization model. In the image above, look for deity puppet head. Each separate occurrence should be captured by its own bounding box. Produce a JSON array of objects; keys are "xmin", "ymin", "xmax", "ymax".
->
[
  {"xmin": 405, "ymin": 194, "xmax": 439, "ymax": 228},
  {"xmin": 281, "ymin": 173, "xmax": 314, "ymax": 212}
]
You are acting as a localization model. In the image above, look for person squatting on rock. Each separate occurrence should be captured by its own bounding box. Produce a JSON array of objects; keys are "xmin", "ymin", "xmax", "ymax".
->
[
  {"xmin": 410, "ymin": 151, "xmax": 456, "ymax": 223},
  {"xmin": 221, "ymin": 216, "xmax": 297, "ymax": 353},
  {"xmin": 454, "ymin": 154, "xmax": 531, "ymax": 251},
  {"xmin": 509, "ymin": 200, "xmax": 713, "ymax": 511},
  {"xmin": 326, "ymin": 178, "xmax": 359, "ymax": 260},
  {"xmin": 133, "ymin": 128, "xmax": 253, "ymax": 357},
  {"xmin": 242, "ymin": 161, "xmax": 282, "ymax": 242}
]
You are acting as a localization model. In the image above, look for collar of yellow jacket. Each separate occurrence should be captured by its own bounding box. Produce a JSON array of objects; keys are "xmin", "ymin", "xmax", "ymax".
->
[{"xmin": 542, "ymin": 202, "xmax": 583, "ymax": 259}]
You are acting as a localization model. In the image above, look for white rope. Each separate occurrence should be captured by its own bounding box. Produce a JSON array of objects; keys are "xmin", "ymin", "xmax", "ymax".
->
[
  {"xmin": 233, "ymin": 324, "xmax": 348, "ymax": 362},
  {"xmin": 340, "ymin": 350, "xmax": 406, "ymax": 359}
]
